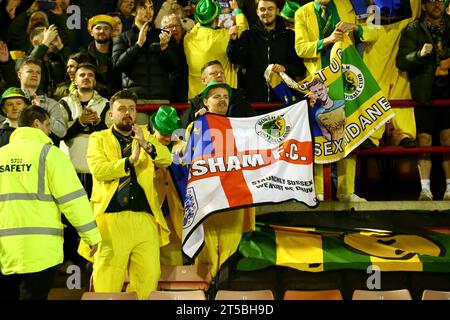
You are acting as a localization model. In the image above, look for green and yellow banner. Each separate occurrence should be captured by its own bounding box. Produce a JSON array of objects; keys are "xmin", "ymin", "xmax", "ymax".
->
[
  {"xmin": 267, "ymin": 35, "xmax": 395, "ymax": 163},
  {"xmin": 237, "ymin": 223, "xmax": 450, "ymax": 273}
]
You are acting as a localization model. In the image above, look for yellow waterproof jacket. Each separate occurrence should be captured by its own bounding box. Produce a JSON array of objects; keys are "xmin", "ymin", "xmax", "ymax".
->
[
  {"xmin": 184, "ymin": 11, "xmax": 248, "ymax": 99},
  {"xmin": 295, "ymin": 1, "xmax": 377, "ymax": 75},
  {"xmin": 87, "ymin": 126, "xmax": 173, "ymax": 247},
  {"xmin": 362, "ymin": 0, "xmax": 421, "ymax": 98},
  {"xmin": 0, "ymin": 127, "xmax": 101, "ymax": 275}
]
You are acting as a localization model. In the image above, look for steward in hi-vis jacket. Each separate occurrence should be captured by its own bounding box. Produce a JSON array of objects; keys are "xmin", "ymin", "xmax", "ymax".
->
[{"xmin": 0, "ymin": 106, "xmax": 101, "ymax": 300}]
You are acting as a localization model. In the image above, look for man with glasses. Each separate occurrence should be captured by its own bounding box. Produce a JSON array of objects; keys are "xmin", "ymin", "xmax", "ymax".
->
[
  {"xmin": 181, "ymin": 60, "xmax": 256, "ymax": 128},
  {"xmin": 397, "ymin": 0, "xmax": 450, "ymax": 200},
  {"xmin": 161, "ymin": 14, "xmax": 188, "ymax": 102},
  {"xmin": 85, "ymin": 89, "xmax": 172, "ymax": 299}
]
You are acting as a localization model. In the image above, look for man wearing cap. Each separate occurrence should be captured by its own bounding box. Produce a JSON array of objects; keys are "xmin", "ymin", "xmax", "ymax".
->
[
  {"xmin": 184, "ymin": 80, "xmax": 255, "ymax": 278},
  {"xmin": 84, "ymin": 89, "xmax": 172, "ymax": 299},
  {"xmin": 0, "ymin": 87, "xmax": 30, "ymax": 147},
  {"xmin": 150, "ymin": 105, "xmax": 186, "ymax": 265},
  {"xmin": 279, "ymin": 1, "xmax": 300, "ymax": 29},
  {"xmin": 83, "ymin": 14, "xmax": 122, "ymax": 99},
  {"xmin": 227, "ymin": 0, "xmax": 305, "ymax": 102},
  {"xmin": 112, "ymin": 0, "xmax": 181, "ymax": 107},
  {"xmin": 184, "ymin": 0, "xmax": 248, "ymax": 99},
  {"xmin": 181, "ymin": 60, "xmax": 256, "ymax": 128}
]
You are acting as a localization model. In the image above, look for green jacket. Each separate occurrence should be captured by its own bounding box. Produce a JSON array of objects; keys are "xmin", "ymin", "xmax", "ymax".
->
[{"xmin": 396, "ymin": 17, "xmax": 450, "ymax": 105}]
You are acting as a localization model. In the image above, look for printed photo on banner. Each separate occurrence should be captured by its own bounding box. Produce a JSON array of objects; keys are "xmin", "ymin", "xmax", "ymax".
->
[{"xmin": 265, "ymin": 34, "xmax": 396, "ymax": 164}]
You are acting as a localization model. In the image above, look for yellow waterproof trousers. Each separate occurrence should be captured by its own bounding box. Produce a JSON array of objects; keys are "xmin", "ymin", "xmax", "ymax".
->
[
  {"xmin": 93, "ymin": 211, "xmax": 161, "ymax": 300},
  {"xmin": 160, "ymin": 217, "xmax": 183, "ymax": 266},
  {"xmin": 314, "ymin": 155, "xmax": 357, "ymax": 199},
  {"xmin": 195, "ymin": 207, "xmax": 255, "ymax": 278}
]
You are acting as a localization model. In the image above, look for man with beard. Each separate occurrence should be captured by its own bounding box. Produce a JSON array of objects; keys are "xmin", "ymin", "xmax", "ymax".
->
[
  {"xmin": 59, "ymin": 62, "xmax": 109, "ymax": 197},
  {"xmin": 112, "ymin": 0, "xmax": 180, "ymax": 109},
  {"xmin": 397, "ymin": 0, "xmax": 450, "ymax": 200},
  {"xmin": 59, "ymin": 62, "xmax": 109, "ymax": 270},
  {"xmin": 85, "ymin": 89, "xmax": 172, "ymax": 300},
  {"xmin": 83, "ymin": 14, "xmax": 122, "ymax": 99},
  {"xmin": 227, "ymin": 0, "xmax": 305, "ymax": 102}
]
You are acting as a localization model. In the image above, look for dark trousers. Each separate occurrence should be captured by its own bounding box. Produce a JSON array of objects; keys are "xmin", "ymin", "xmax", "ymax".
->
[{"xmin": 0, "ymin": 266, "xmax": 57, "ymax": 300}]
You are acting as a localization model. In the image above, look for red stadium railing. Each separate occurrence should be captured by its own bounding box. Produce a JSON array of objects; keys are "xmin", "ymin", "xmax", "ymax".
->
[{"xmin": 137, "ymin": 99, "xmax": 450, "ymax": 201}]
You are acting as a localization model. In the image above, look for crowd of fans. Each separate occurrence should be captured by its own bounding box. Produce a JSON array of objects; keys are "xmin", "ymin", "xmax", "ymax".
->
[{"xmin": 0, "ymin": 0, "xmax": 450, "ymax": 300}]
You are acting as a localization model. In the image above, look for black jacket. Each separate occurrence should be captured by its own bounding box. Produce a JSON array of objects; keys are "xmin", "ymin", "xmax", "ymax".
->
[
  {"xmin": 181, "ymin": 88, "xmax": 256, "ymax": 128},
  {"xmin": 0, "ymin": 122, "xmax": 15, "ymax": 148},
  {"xmin": 82, "ymin": 41, "xmax": 122, "ymax": 99},
  {"xmin": 227, "ymin": 17, "xmax": 305, "ymax": 102},
  {"xmin": 30, "ymin": 44, "xmax": 71, "ymax": 98},
  {"xmin": 168, "ymin": 41, "xmax": 188, "ymax": 103},
  {"xmin": 396, "ymin": 17, "xmax": 450, "ymax": 105},
  {"xmin": 112, "ymin": 24, "xmax": 180, "ymax": 100}
]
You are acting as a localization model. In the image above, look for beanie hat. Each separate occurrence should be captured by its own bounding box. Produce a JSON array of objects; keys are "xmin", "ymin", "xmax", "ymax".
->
[{"xmin": 88, "ymin": 14, "xmax": 115, "ymax": 31}]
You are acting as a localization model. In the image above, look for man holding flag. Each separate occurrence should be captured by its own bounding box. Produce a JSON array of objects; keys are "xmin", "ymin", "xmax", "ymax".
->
[
  {"xmin": 182, "ymin": 81, "xmax": 255, "ymax": 278},
  {"xmin": 294, "ymin": 0, "xmax": 378, "ymax": 202}
]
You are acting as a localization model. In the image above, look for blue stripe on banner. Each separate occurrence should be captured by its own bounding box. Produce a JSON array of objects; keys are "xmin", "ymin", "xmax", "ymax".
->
[
  {"xmin": 168, "ymin": 162, "xmax": 189, "ymax": 204},
  {"xmin": 273, "ymin": 83, "xmax": 296, "ymax": 105}
]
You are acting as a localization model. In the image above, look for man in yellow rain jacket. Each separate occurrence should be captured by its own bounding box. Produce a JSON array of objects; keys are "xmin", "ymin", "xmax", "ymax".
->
[
  {"xmin": 0, "ymin": 106, "xmax": 101, "ymax": 300},
  {"xmin": 86, "ymin": 90, "xmax": 172, "ymax": 300},
  {"xmin": 362, "ymin": 0, "xmax": 421, "ymax": 148},
  {"xmin": 295, "ymin": 0, "xmax": 377, "ymax": 202},
  {"xmin": 184, "ymin": 0, "xmax": 248, "ymax": 99},
  {"xmin": 150, "ymin": 106, "xmax": 185, "ymax": 266}
]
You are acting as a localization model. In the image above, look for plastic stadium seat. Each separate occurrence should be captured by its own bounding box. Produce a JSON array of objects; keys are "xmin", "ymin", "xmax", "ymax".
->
[
  {"xmin": 422, "ymin": 290, "xmax": 450, "ymax": 300},
  {"xmin": 47, "ymin": 288, "xmax": 85, "ymax": 300},
  {"xmin": 157, "ymin": 264, "xmax": 212, "ymax": 291},
  {"xmin": 81, "ymin": 291, "xmax": 138, "ymax": 300},
  {"xmin": 352, "ymin": 289, "xmax": 412, "ymax": 300},
  {"xmin": 148, "ymin": 290, "xmax": 207, "ymax": 300},
  {"xmin": 89, "ymin": 271, "xmax": 130, "ymax": 292},
  {"xmin": 215, "ymin": 290, "xmax": 275, "ymax": 300},
  {"xmin": 283, "ymin": 289, "xmax": 343, "ymax": 300}
]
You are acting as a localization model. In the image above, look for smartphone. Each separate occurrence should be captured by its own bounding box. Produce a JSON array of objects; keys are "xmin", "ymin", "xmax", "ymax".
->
[
  {"xmin": 37, "ymin": 0, "xmax": 56, "ymax": 11},
  {"xmin": 218, "ymin": 1, "xmax": 229, "ymax": 8}
]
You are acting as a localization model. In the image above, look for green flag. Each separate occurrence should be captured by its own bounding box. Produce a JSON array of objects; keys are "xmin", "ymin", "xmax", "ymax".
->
[
  {"xmin": 238, "ymin": 223, "xmax": 450, "ymax": 273},
  {"xmin": 269, "ymin": 35, "xmax": 395, "ymax": 163}
]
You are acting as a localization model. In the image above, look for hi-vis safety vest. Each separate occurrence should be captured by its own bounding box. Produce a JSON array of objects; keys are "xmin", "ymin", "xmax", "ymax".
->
[{"xmin": 0, "ymin": 127, "xmax": 101, "ymax": 275}]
